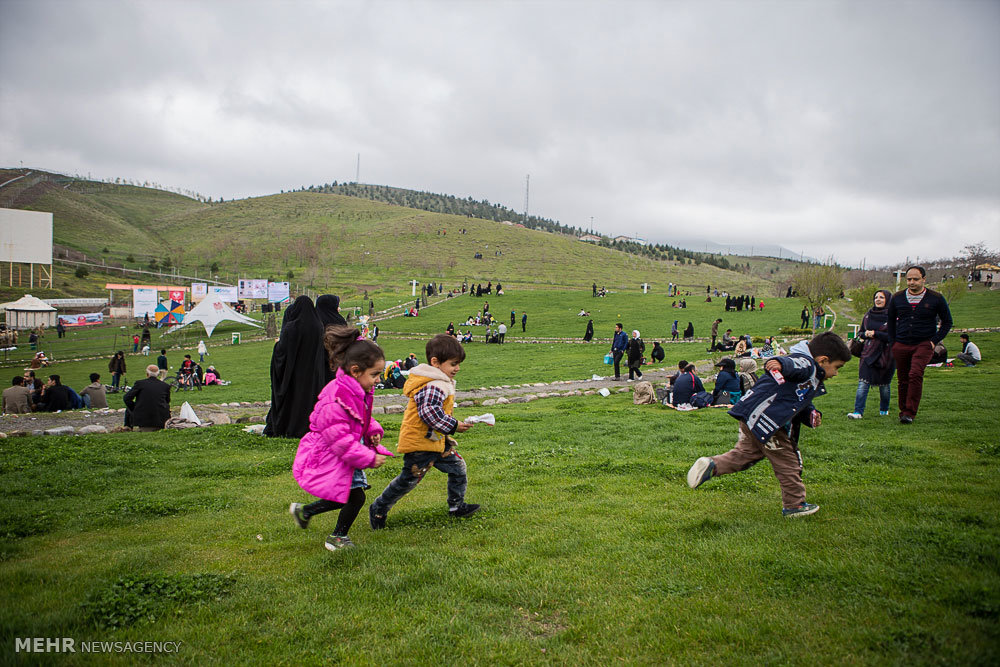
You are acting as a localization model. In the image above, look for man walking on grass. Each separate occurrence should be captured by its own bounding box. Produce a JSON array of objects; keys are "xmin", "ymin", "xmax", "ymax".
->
[{"xmin": 887, "ymin": 265, "xmax": 952, "ymax": 424}]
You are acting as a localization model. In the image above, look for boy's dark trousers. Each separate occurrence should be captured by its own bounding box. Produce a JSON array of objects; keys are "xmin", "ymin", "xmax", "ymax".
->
[
  {"xmin": 892, "ymin": 340, "xmax": 934, "ymax": 418},
  {"xmin": 612, "ymin": 350, "xmax": 624, "ymax": 379},
  {"xmin": 711, "ymin": 422, "xmax": 806, "ymax": 509},
  {"xmin": 370, "ymin": 447, "xmax": 468, "ymax": 515}
]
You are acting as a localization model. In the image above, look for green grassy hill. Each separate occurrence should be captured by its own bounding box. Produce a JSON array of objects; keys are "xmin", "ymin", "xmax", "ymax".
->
[{"xmin": 2, "ymin": 169, "xmax": 775, "ymax": 296}]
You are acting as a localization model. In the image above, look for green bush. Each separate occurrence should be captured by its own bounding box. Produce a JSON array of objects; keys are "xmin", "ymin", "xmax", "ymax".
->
[
  {"xmin": 778, "ymin": 326, "xmax": 812, "ymax": 335},
  {"xmin": 74, "ymin": 266, "xmax": 89, "ymax": 279}
]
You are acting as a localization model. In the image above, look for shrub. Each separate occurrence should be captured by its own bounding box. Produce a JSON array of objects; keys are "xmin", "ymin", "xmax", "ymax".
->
[{"xmin": 75, "ymin": 266, "xmax": 89, "ymax": 279}]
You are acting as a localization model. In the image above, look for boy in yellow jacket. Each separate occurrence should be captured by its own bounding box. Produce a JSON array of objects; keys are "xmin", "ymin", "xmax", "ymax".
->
[{"xmin": 369, "ymin": 334, "xmax": 479, "ymax": 529}]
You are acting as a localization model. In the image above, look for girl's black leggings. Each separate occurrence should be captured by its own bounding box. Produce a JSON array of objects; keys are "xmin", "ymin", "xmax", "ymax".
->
[{"xmin": 302, "ymin": 488, "xmax": 365, "ymax": 536}]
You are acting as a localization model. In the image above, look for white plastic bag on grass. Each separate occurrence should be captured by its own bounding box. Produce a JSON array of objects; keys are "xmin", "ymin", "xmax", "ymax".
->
[{"xmin": 179, "ymin": 401, "xmax": 202, "ymax": 425}]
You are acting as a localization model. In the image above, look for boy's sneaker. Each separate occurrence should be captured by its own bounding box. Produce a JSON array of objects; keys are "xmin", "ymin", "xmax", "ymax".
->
[
  {"xmin": 686, "ymin": 457, "xmax": 716, "ymax": 489},
  {"xmin": 846, "ymin": 412, "xmax": 863, "ymax": 420},
  {"xmin": 324, "ymin": 535, "xmax": 356, "ymax": 551},
  {"xmin": 289, "ymin": 503, "xmax": 309, "ymax": 529},
  {"xmin": 879, "ymin": 411, "xmax": 889, "ymax": 416},
  {"xmin": 782, "ymin": 502, "xmax": 820, "ymax": 518},
  {"xmin": 369, "ymin": 504, "xmax": 386, "ymax": 530},
  {"xmin": 449, "ymin": 502, "xmax": 480, "ymax": 518}
]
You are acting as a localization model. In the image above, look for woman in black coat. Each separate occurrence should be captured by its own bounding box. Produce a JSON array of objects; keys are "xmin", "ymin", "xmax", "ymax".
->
[
  {"xmin": 848, "ymin": 290, "xmax": 896, "ymax": 419},
  {"xmin": 683, "ymin": 322, "xmax": 694, "ymax": 340},
  {"xmin": 626, "ymin": 329, "xmax": 645, "ymax": 381},
  {"xmin": 583, "ymin": 319, "xmax": 594, "ymax": 342},
  {"xmin": 263, "ymin": 296, "xmax": 326, "ymax": 438},
  {"xmin": 316, "ymin": 294, "xmax": 349, "ymax": 383}
]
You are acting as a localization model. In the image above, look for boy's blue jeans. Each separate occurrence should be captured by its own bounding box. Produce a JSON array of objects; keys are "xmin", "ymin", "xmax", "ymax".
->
[
  {"xmin": 370, "ymin": 449, "xmax": 468, "ymax": 515},
  {"xmin": 854, "ymin": 380, "xmax": 891, "ymax": 415}
]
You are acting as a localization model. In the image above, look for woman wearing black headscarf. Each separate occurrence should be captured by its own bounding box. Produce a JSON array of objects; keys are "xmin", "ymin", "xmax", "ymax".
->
[
  {"xmin": 263, "ymin": 295, "xmax": 326, "ymax": 438},
  {"xmin": 847, "ymin": 289, "xmax": 896, "ymax": 419},
  {"xmin": 316, "ymin": 294, "xmax": 348, "ymax": 383},
  {"xmin": 683, "ymin": 322, "xmax": 694, "ymax": 340},
  {"xmin": 583, "ymin": 319, "xmax": 594, "ymax": 342}
]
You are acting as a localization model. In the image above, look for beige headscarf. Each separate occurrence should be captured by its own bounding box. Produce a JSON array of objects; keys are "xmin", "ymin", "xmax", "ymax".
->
[{"xmin": 738, "ymin": 358, "xmax": 758, "ymax": 373}]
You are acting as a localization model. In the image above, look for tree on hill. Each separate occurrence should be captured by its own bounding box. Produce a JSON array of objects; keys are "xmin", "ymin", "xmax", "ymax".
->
[{"xmin": 792, "ymin": 262, "xmax": 845, "ymax": 330}]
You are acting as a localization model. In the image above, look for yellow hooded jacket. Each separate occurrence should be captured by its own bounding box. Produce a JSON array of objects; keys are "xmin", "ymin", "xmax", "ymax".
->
[{"xmin": 397, "ymin": 363, "xmax": 456, "ymax": 454}]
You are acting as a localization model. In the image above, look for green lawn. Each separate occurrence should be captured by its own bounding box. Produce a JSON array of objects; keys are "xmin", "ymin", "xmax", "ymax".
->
[
  {"xmin": 1, "ymin": 334, "xmax": 998, "ymax": 663},
  {"xmin": 1, "ymin": 290, "xmax": 999, "ymax": 663}
]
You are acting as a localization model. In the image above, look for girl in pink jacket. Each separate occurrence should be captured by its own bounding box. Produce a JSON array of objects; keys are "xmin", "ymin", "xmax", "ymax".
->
[{"xmin": 290, "ymin": 326, "xmax": 394, "ymax": 551}]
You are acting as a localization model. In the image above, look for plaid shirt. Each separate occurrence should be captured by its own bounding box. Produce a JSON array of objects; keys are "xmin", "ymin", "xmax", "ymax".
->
[{"xmin": 414, "ymin": 385, "xmax": 458, "ymax": 435}]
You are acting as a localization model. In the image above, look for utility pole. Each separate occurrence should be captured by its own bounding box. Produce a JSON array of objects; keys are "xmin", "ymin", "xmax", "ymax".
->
[
  {"xmin": 524, "ymin": 174, "xmax": 530, "ymax": 222},
  {"xmin": 356, "ymin": 154, "xmax": 360, "ymax": 182}
]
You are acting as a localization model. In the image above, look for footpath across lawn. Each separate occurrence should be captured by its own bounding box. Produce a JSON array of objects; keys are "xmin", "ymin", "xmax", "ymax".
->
[{"xmin": 1, "ymin": 333, "xmax": 998, "ymax": 663}]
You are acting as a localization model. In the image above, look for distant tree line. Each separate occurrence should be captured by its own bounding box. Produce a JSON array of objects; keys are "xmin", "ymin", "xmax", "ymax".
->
[{"xmin": 298, "ymin": 182, "xmax": 734, "ymax": 270}]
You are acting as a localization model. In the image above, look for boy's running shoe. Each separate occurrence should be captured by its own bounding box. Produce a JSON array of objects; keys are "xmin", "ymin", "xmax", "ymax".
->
[
  {"xmin": 324, "ymin": 535, "xmax": 356, "ymax": 551},
  {"xmin": 686, "ymin": 457, "xmax": 716, "ymax": 489},
  {"xmin": 782, "ymin": 502, "xmax": 820, "ymax": 518},
  {"xmin": 846, "ymin": 412, "xmax": 863, "ymax": 419},
  {"xmin": 289, "ymin": 503, "xmax": 309, "ymax": 529},
  {"xmin": 449, "ymin": 502, "xmax": 480, "ymax": 518},
  {"xmin": 369, "ymin": 504, "xmax": 387, "ymax": 530}
]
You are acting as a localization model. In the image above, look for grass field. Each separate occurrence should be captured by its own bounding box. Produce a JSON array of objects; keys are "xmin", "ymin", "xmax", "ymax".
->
[
  {"xmin": 1, "ymin": 335, "xmax": 998, "ymax": 663},
  {"xmin": 1, "ymin": 285, "xmax": 998, "ymax": 663},
  {"xmin": 6, "ymin": 290, "xmax": 997, "ymax": 406}
]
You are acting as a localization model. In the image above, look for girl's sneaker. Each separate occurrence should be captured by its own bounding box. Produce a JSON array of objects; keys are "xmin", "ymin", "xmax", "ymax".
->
[
  {"xmin": 289, "ymin": 503, "xmax": 309, "ymax": 529},
  {"xmin": 846, "ymin": 412, "xmax": 863, "ymax": 419},
  {"xmin": 325, "ymin": 535, "xmax": 356, "ymax": 551},
  {"xmin": 879, "ymin": 411, "xmax": 889, "ymax": 416},
  {"xmin": 782, "ymin": 502, "xmax": 820, "ymax": 518}
]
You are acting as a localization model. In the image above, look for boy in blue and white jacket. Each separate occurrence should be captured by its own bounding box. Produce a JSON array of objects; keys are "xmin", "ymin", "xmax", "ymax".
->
[{"xmin": 686, "ymin": 332, "xmax": 851, "ymax": 517}]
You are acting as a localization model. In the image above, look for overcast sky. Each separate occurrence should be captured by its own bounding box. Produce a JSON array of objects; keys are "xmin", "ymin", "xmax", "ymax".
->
[{"xmin": 2, "ymin": 0, "xmax": 998, "ymax": 267}]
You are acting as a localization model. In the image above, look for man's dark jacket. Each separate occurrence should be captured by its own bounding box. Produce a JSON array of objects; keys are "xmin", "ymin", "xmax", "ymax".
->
[
  {"xmin": 887, "ymin": 288, "xmax": 952, "ymax": 345},
  {"xmin": 124, "ymin": 377, "xmax": 171, "ymax": 429}
]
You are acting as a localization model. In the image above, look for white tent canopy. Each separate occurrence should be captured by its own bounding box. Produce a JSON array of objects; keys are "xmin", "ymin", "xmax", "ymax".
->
[
  {"xmin": 166, "ymin": 294, "xmax": 262, "ymax": 337},
  {"xmin": 2, "ymin": 294, "xmax": 57, "ymax": 329}
]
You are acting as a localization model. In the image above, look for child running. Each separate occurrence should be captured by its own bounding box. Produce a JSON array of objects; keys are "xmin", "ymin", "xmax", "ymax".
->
[
  {"xmin": 686, "ymin": 332, "xmax": 851, "ymax": 517},
  {"xmin": 290, "ymin": 326, "xmax": 394, "ymax": 551},
  {"xmin": 369, "ymin": 333, "xmax": 479, "ymax": 529}
]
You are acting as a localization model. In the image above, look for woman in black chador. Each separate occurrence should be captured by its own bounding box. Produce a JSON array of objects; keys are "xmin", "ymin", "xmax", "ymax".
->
[
  {"xmin": 263, "ymin": 295, "xmax": 326, "ymax": 438},
  {"xmin": 583, "ymin": 319, "xmax": 594, "ymax": 342},
  {"xmin": 316, "ymin": 294, "xmax": 348, "ymax": 383}
]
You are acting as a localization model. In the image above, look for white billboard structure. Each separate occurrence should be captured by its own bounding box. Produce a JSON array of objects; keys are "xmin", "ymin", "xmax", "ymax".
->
[{"xmin": 0, "ymin": 208, "xmax": 53, "ymax": 288}]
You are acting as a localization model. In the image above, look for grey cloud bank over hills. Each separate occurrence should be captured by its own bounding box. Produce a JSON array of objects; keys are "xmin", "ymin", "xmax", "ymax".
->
[{"xmin": 1, "ymin": 0, "xmax": 997, "ymax": 267}]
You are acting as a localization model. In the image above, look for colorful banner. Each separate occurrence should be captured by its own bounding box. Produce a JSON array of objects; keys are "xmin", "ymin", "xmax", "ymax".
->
[
  {"xmin": 133, "ymin": 288, "xmax": 158, "ymax": 319},
  {"xmin": 209, "ymin": 285, "xmax": 239, "ymax": 302},
  {"xmin": 267, "ymin": 281, "xmax": 290, "ymax": 303},
  {"xmin": 169, "ymin": 289, "xmax": 184, "ymax": 303},
  {"xmin": 238, "ymin": 279, "xmax": 268, "ymax": 300},
  {"xmin": 191, "ymin": 283, "xmax": 208, "ymax": 301},
  {"xmin": 59, "ymin": 313, "xmax": 104, "ymax": 327}
]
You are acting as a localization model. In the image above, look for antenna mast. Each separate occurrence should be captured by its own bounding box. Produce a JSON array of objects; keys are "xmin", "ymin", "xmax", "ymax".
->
[
  {"xmin": 356, "ymin": 154, "xmax": 360, "ymax": 182},
  {"xmin": 524, "ymin": 174, "xmax": 530, "ymax": 222}
]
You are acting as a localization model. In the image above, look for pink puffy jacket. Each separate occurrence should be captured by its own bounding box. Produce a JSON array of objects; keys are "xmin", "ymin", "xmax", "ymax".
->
[{"xmin": 293, "ymin": 369, "xmax": 393, "ymax": 503}]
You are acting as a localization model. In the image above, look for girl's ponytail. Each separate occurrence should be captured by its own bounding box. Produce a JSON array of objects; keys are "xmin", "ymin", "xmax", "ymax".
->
[{"xmin": 324, "ymin": 325, "xmax": 384, "ymax": 373}]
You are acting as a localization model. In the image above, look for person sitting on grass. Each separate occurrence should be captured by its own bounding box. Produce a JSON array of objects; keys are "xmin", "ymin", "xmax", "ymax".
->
[
  {"xmin": 650, "ymin": 341, "xmax": 665, "ymax": 363},
  {"xmin": 671, "ymin": 363, "xmax": 705, "ymax": 406},
  {"xmin": 79, "ymin": 372, "xmax": 108, "ymax": 409},
  {"xmin": 686, "ymin": 332, "xmax": 851, "ymax": 518},
  {"xmin": 2, "ymin": 376, "xmax": 33, "ymax": 414},
  {"xmin": 38, "ymin": 374, "xmax": 73, "ymax": 412},
  {"xmin": 955, "ymin": 334, "xmax": 981, "ymax": 367},
  {"xmin": 368, "ymin": 334, "xmax": 480, "ymax": 530},
  {"xmin": 711, "ymin": 358, "xmax": 742, "ymax": 405}
]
